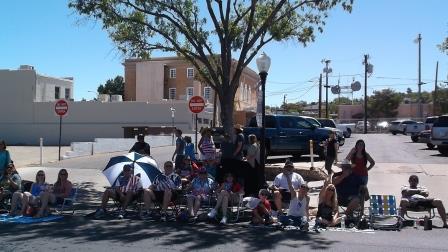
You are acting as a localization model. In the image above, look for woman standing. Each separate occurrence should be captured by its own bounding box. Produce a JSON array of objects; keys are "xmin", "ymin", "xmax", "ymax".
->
[
  {"xmin": 198, "ymin": 128, "xmax": 216, "ymax": 161},
  {"xmin": 345, "ymin": 139, "xmax": 375, "ymax": 185},
  {"xmin": 324, "ymin": 131, "xmax": 338, "ymax": 175},
  {"xmin": 0, "ymin": 140, "xmax": 11, "ymax": 175}
]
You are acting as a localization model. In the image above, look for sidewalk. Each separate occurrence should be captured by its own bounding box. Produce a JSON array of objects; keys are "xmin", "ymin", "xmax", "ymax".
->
[{"xmin": 8, "ymin": 146, "xmax": 70, "ymax": 168}]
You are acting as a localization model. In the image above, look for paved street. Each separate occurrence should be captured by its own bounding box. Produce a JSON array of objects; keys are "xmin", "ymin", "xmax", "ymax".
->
[{"xmin": 2, "ymin": 133, "xmax": 448, "ymax": 251}]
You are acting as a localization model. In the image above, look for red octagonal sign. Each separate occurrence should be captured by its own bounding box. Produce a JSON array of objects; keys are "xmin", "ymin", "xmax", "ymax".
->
[
  {"xmin": 188, "ymin": 96, "xmax": 205, "ymax": 114},
  {"xmin": 55, "ymin": 99, "xmax": 69, "ymax": 116}
]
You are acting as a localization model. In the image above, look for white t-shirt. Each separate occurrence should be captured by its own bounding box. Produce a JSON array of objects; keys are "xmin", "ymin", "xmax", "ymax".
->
[
  {"xmin": 288, "ymin": 196, "xmax": 308, "ymax": 217},
  {"xmin": 273, "ymin": 172, "xmax": 305, "ymax": 192}
]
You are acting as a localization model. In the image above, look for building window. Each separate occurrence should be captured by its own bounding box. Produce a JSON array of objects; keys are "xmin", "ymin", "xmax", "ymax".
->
[
  {"xmin": 187, "ymin": 68, "xmax": 194, "ymax": 78},
  {"xmin": 169, "ymin": 68, "xmax": 176, "ymax": 78},
  {"xmin": 204, "ymin": 87, "xmax": 212, "ymax": 101},
  {"xmin": 65, "ymin": 88, "xmax": 70, "ymax": 99},
  {"xmin": 186, "ymin": 87, "xmax": 194, "ymax": 100},
  {"xmin": 55, "ymin": 87, "xmax": 60, "ymax": 99},
  {"xmin": 169, "ymin": 88, "xmax": 176, "ymax": 100}
]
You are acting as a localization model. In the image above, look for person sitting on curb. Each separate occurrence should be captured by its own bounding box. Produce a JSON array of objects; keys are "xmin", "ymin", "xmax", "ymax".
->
[
  {"xmin": 142, "ymin": 161, "xmax": 181, "ymax": 221},
  {"xmin": 0, "ymin": 163, "xmax": 21, "ymax": 206},
  {"xmin": 129, "ymin": 134, "xmax": 151, "ymax": 156},
  {"xmin": 95, "ymin": 165, "xmax": 142, "ymax": 219},
  {"xmin": 400, "ymin": 174, "xmax": 448, "ymax": 228},
  {"xmin": 279, "ymin": 175, "xmax": 310, "ymax": 231},
  {"xmin": 332, "ymin": 160, "xmax": 367, "ymax": 217},
  {"xmin": 316, "ymin": 180, "xmax": 342, "ymax": 228},
  {"xmin": 271, "ymin": 160, "xmax": 305, "ymax": 218},
  {"xmin": 251, "ymin": 189, "xmax": 273, "ymax": 225},
  {"xmin": 35, "ymin": 169, "xmax": 73, "ymax": 218},
  {"xmin": 186, "ymin": 168, "xmax": 214, "ymax": 220},
  {"xmin": 207, "ymin": 173, "xmax": 243, "ymax": 225},
  {"xmin": 10, "ymin": 170, "xmax": 47, "ymax": 216}
]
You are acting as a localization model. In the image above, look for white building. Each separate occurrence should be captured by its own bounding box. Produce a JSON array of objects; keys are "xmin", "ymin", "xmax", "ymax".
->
[{"xmin": 0, "ymin": 66, "xmax": 211, "ymax": 145}]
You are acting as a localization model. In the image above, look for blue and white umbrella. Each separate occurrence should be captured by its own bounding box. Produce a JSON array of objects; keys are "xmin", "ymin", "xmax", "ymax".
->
[{"xmin": 103, "ymin": 152, "xmax": 162, "ymax": 188}]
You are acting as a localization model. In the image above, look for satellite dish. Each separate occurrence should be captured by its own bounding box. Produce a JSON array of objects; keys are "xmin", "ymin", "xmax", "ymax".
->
[
  {"xmin": 331, "ymin": 85, "xmax": 341, "ymax": 94},
  {"xmin": 351, "ymin": 81, "xmax": 361, "ymax": 91}
]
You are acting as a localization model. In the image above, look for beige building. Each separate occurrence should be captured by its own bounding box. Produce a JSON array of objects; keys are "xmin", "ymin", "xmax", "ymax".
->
[
  {"xmin": 0, "ymin": 65, "xmax": 210, "ymax": 145},
  {"xmin": 123, "ymin": 57, "xmax": 259, "ymax": 125}
]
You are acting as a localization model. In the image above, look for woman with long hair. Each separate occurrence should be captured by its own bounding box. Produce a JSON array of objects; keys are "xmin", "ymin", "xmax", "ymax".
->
[
  {"xmin": 316, "ymin": 181, "xmax": 342, "ymax": 227},
  {"xmin": 345, "ymin": 139, "xmax": 375, "ymax": 186},
  {"xmin": 35, "ymin": 169, "xmax": 73, "ymax": 218},
  {"xmin": 10, "ymin": 170, "xmax": 47, "ymax": 216}
]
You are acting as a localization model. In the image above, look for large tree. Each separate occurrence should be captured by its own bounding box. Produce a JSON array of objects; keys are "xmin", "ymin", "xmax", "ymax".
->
[
  {"xmin": 69, "ymin": 0, "xmax": 353, "ymax": 134},
  {"xmin": 97, "ymin": 75, "xmax": 125, "ymax": 95},
  {"xmin": 367, "ymin": 88, "xmax": 401, "ymax": 118}
]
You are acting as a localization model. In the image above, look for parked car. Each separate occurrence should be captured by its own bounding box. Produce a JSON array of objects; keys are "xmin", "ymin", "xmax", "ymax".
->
[
  {"xmin": 243, "ymin": 115, "xmax": 333, "ymax": 158},
  {"xmin": 430, "ymin": 115, "xmax": 448, "ymax": 156},
  {"xmin": 302, "ymin": 117, "xmax": 345, "ymax": 146},
  {"xmin": 356, "ymin": 121, "xmax": 371, "ymax": 132},
  {"xmin": 417, "ymin": 130, "xmax": 435, "ymax": 149},
  {"xmin": 406, "ymin": 122, "xmax": 425, "ymax": 142},
  {"xmin": 335, "ymin": 122, "xmax": 355, "ymax": 138},
  {"xmin": 389, "ymin": 119, "xmax": 417, "ymax": 135},
  {"xmin": 424, "ymin": 116, "xmax": 439, "ymax": 131}
]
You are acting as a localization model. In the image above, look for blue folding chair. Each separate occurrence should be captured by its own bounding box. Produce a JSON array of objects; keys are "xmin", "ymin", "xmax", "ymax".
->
[
  {"xmin": 54, "ymin": 187, "xmax": 78, "ymax": 215},
  {"xmin": 369, "ymin": 195, "xmax": 403, "ymax": 230}
]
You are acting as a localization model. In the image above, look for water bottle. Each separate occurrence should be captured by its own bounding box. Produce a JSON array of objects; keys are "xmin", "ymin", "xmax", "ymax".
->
[{"xmin": 341, "ymin": 216, "xmax": 345, "ymax": 229}]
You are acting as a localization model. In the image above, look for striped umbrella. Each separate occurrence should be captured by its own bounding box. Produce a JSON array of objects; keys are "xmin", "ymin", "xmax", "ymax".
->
[{"xmin": 103, "ymin": 152, "xmax": 162, "ymax": 188}]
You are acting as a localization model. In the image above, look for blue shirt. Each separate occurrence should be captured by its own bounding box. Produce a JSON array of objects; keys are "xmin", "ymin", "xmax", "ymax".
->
[
  {"xmin": 184, "ymin": 143, "xmax": 196, "ymax": 160},
  {"xmin": 191, "ymin": 177, "xmax": 214, "ymax": 195},
  {"xmin": 176, "ymin": 137, "xmax": 185, "ymax": 155},
  {"xmin": 0, "ymin": 150, "xmax": 11, "ymax": 174}
]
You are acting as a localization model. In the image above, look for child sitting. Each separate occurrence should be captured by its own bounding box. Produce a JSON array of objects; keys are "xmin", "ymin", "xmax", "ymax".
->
[
  {"xmin": 207, "ymin": 173, "xmax": 243, "ymax": 224},
  {"xmin": 251, "ymin": 189, "xmax": 273, "ymax": 225}
]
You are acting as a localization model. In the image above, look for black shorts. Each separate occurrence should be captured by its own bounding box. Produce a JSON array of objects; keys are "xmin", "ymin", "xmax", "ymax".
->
[
  {"xmin": 154, "ymin": 190, "xmax": 178, "ymax": 203},
  {"xmin": 280, "ymin": 189, "xmax": 291, "ymax": 202},
  {"xmin": 410, "ymin": 199, "xmax": 434, "ymax": 209},
  {"xmin": 115, "ymin": 189, "xmax": 143, "ymax": 202}
]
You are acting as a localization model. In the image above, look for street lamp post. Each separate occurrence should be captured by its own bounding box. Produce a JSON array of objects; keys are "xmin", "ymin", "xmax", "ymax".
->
[
  {"xmin": 170, "ymin": 107, "xmax": 175, "ymax": 145},
  {"xmin": 256, "ymin": 52, "xmax": 271, "ymax": 185},
  {"xmin": 322, "ymin": 60, "xmax": 332, "ymax": 118}
]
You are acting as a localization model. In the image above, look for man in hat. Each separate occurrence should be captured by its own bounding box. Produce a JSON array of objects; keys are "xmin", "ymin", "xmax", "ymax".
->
[
  {"xmin": 129, "ymin": 134, "xmax": 151, "ymax": 156},
  {"xmin": 400, "ymin": 175, "xmax": 448, "ymax": 228},
  {"xmin": 271, "ymin": 160, "xmax": 305, "ymax": 217},
  {"xmin": 332, "ymin": 159, "xmax": 367, "ymax": 216}
]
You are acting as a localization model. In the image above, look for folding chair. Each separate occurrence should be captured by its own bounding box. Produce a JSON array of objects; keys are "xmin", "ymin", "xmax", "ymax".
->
[
  {"xmin": 369, "ymin": 195, "xmax": 403, "ymax": 230},
  {"xmin": 402, "ymin": 200, "xmax": 436, "ymax": 220},
  {"xmin": 54, "ymin": 186, "xmax": 79, "ymax": 215}
]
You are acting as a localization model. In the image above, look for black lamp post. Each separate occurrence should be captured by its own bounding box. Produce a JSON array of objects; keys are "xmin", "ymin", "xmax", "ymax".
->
[{"xmin": 256, "ymin": 52, "xmax": 271, "ymax": 184}]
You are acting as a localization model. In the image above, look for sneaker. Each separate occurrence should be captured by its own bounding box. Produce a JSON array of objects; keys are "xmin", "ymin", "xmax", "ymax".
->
[
  {"xmin": 207, "ymin": 209, "xmax": 217, "ymax": 219},
  {"xmin": 117, "ymin": 210, "xmax": 125, "ymax": 219},
  {"xmin": 220, "ymin": 216, "xmax": 228, "ymax": 225}
]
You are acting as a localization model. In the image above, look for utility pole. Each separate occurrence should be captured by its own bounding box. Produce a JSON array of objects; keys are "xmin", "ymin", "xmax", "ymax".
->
[
  {"xmin": 363, "ymin": 54, "xmax": 369, "ymax": 134},
  {"xmin": 416, "ymin": 33, "xmax": 423, "ymax": 119},
  {"xmin": 318, "ymin": 74, "xmax": 322, "ymax": 118},
  {"xmin": 283, "ymin": 94, "xmax": 287, "ymax": 113},
  {"xmin": 322, "ymin": 59, "xmax": 332, "ymax": 118},
  {"xmin": 434, "ymin": 61, "xmax": 438, "ymax": 115}
]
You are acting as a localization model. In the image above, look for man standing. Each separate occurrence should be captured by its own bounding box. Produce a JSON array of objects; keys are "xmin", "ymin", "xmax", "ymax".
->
[
  {"xmin": 129, "ymin": 134, "xmax": 151, "ymax": 156},
  {"xmin": 400, "ymin": 175, "xmax": 448, "ymax": 228},
  {"xmin": 172, "ymin": 129, "xmax": 186, "ymax": 171}
]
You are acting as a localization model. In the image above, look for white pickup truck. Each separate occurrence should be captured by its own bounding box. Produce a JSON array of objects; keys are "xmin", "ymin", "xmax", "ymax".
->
[
  {"xmin": 336, "ymin": 122, "xmax": 356, "ymax": 138},
  {"xmin": 431, "ymin": 115, "xmax": 448, "ymax": 156}
]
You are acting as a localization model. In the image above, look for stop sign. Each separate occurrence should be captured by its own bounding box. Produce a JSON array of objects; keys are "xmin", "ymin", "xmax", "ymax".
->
[
  {"xmin": 188, "ymin": 96, "xmax": 205, "ymax": 114},
  {"xmin": 55, "ymin": 99, "xmax": 69, "ymax": 116}
]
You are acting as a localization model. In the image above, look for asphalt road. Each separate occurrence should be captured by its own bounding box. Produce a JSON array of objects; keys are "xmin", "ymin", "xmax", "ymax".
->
[{"xmin": 2, "ymin": 133, "xmax": 447, "ymax": 251}]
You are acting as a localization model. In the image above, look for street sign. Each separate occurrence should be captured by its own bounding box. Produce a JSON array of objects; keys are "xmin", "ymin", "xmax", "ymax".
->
[
  {"xmin": 188, "ymin": 96, "xmax": 205, "ymax": 114},
  {"xmin": 55, "ymin": 99, "xmax": 69, "ymax": 116}
]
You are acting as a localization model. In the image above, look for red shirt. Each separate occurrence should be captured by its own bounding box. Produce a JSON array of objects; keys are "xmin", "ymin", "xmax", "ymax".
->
[
  {"xmin": 255, "ymin": 198, "xmax": 271, "ymax": 212},
  {"xmin": 352, "ymin": 156, "xmax": 368, "ymax": 176}
]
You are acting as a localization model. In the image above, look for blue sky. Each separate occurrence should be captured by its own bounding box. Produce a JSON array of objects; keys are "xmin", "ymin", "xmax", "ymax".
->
[{"xmin": 1, "ymin": 0, "xmax": 447, "ymax": 107}]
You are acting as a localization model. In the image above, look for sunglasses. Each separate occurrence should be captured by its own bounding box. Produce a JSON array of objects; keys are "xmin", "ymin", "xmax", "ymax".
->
[
  {"xmin": 165, "ymin": 165, "xmax": 173, "ymax": 168},
  {"xmin": 60, "ymin": 173, "xmax": 68, "ymax": 176},
  {"xmin": 37, "ymin": 174, "xmax": 45, "ymax": 176}
]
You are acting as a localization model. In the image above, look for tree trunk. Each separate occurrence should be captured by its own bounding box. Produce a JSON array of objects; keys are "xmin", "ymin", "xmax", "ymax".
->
[{"xmin": 219, "ymin": 90, "xmax": 235, "ymax": 136}]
